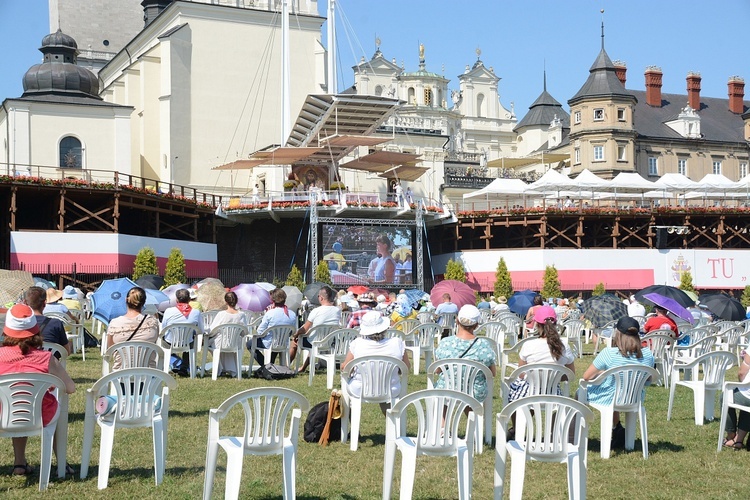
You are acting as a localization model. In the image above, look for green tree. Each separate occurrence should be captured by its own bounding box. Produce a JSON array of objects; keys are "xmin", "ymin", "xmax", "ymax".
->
[
  {"xmin": 444, "ymin": 259, "xmax": 467, "ymax": 282},
  {"xmin": 540, "ymin": 265, "xmax": 561, "ymax": 300},
  {"xmin": 163, "ymin": 248, "xmax": 186, "ymax": 286},
  {"xmin": 678, "ymin": 271, "xmax": 696, "ymax": 293},
  {"xmin": 592, "ymin": 282, "xmax": 606, "ymax": 297},
  {"xmin": 132, "ymin": 247, "xmax": 158, "ymax": 281},
  {"xmin": 741, "ymin": 285, "xmax": 750, "ymax": 308},
  {"xmin": 494, "ymin": 257, "xmax": 513, "ymax": 298},
  {"xmin": 315, "ymin": 260, "xmax": 332, "ymax": 285},
  {"xmin": 286, "ymin": 264, "xmax": 305, "ymax": 290}
]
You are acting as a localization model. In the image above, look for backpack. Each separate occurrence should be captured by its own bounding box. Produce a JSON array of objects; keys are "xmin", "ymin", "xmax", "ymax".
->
[
  {"xmin": 304, "ymin": 401, "xmax": 341, "ymax": 443},
  {"xmin": 253, "ymin": 363, "xmax": 297, "ymax": 380}
]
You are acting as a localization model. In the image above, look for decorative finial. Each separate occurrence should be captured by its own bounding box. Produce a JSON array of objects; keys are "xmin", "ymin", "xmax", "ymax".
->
[
  {"xmin": 600, "ymin": 9, "xmax": 605, "ymax": 49},
  {"xmin": 375, "ymin": 35, "xmax": 381, "ymax": 49},
  {"xmin": 441, "ymin": 63, "xmax": 445, "ymax": 75},
  {"xmin": 476, "ymin": 47, "xmax": 481, "ymax": 60},
  {"xmin": 543, "ymin": 60, "xmax": 547, "ymax": 91},
  {"xmin": 419, "ymin": 42, "xmax": 425, "ymax": 61}
]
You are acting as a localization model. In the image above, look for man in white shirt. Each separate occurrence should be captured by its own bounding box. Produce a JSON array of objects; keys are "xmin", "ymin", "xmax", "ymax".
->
[{"xmin": 627, "ymin": 295, "xmax": 646, "ymax": 317}]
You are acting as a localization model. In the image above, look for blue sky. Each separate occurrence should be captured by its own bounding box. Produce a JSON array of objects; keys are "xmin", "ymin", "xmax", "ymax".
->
[{"xmin": 2, "ymin": 0, "xmax": 749, "ymax": 116}]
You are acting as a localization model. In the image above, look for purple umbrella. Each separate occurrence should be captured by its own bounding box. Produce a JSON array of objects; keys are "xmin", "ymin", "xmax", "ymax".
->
[
  {"xmin": 231, "ymin": 283, "xmax": 272, "ymax": 312},
  {"xmin": 643, "ymin": 293, "xmax": 695, "ymax": 324}
]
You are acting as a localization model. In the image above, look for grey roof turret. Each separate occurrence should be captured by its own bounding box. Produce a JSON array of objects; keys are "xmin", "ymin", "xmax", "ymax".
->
[
  {"xmin": 22, "ymin": 29, "xmax": 101, "ymax": 100},
  {"xmin": 515, "ymin": 74, "xmax": 569, "ymax": 131},
  {"xmin": 568, "ymin": 46, "xmax": 634, "ymax": 106}
]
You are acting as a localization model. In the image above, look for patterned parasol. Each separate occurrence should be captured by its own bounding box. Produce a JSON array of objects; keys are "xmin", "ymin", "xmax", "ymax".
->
[{"xmin": 581, "ymin": 294, "xmax": 628, "ymax": 328}]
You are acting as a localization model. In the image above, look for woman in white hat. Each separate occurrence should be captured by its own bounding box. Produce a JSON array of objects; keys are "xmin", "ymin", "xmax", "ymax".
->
[
  {"xmin": 0, "ymin": 304, "xmax": 76, "ymax": 476},
  {"xmin": 341, "ymin": 311, "xmax": 410, "ymax": 411},
  {"xmin": 435, "ymin": 304, "xmax": 497, "ymax": 402}
]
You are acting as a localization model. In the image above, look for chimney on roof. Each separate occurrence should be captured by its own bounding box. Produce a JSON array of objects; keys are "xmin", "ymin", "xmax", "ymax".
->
[
  {"xmin": 141, "ymin": 0, "xmax": 172, "ymax": 27},
  {"xmin": 687, "ymin": 72, "xmax": 702, "ymax": 111},
  {"xmin": 728, "ymin": 76, "xmax": 745, "ymax": 114},
  {"xmin": 613, "ymin": 60, "xmax": 627, "ymax": 86},
  {"xmin": 644, "ymin": 66, "xmax": 663, "ymax": 107}
]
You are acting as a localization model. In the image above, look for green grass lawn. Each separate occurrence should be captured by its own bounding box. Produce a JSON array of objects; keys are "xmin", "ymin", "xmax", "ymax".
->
[{"xmin": 1, "ymin": 339, "xmax": 749, "ymax": 499}]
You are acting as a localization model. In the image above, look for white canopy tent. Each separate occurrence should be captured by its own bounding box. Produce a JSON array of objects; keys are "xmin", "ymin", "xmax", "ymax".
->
[{"xmin": 683, "ymin": 173, "xmax": 738, "ymax": 199}]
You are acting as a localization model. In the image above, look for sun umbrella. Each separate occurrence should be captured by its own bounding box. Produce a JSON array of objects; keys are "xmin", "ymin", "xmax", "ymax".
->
[
  {"xmin": 232, "ymin": 283, "xmax": 272, "ymax": 312},
  {"xmin": 194, "ymin": 277, "xmax": 224, "ymax": 288},
  {"xmin": 143, "ymin": 288, "xmax": 170, "ymax": 311},
  {"xmin": 699, "ymin": 293, "xmax": 746, "ymax": 321},
  {"xmin": 161, "ymin": 283, "xmax": 190, "ymax": 308},
  {"xmin": 281, "ymin": 285, "xmax": 303, "ymax": 311},
  {"xmin": 508, "ymin": 290, "xmax": 538, "ymax": 317},
  {"xmin": 347, "ymin": 285, "xmax": 370, "ymax": 295},
  {"xmin": 91, "ymin": 277, "xmax": 138, "ymax": 324},
  {"xmin": 32, "ymin": 277, "xmax": 56, "ymax": 291},
  {"xmin": 135, "ymin": 274, "xmax": 165, "ymax": 290},
  {"xmin": 635, "ymin": 285, "xmax": 695, "ymax": 308},
  {"xmin": 303, "ymin": 282, "xmax": 328, "ymax": 306},
  {"xmin": 196, "ymin": 281, "xmax": 227, "ymax": 311},
  {"xmin": 401, "ymin": 289, "xmax": 427, "ymax": 308},
  {"xmin": 581, "ymin": 294, "xmax": 628, "ymax": 328},
  {"xmin": 0, "ymin": 270, "xmax": 34, "ymax": 306},
  {"xmin": 643, "ymin": 293, "xmax": 695, "ymax": 324},
  {"xmin": 254, "ymin": 282, "xmax": 277, "ymax": 292},
  {"xmin": 430, "ymin": 280, "xmax": 476, "ymax": 309}
]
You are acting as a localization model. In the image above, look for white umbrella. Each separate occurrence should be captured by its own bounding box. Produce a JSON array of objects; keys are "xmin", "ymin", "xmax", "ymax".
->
[{"xmin": 254, "ymin": 281, "xmax": 277, "ymax": 291}]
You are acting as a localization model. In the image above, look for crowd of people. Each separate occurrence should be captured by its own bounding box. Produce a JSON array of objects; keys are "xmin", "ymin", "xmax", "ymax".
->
[{"xmin": 2, "ymin": 280, "xmax": 749, "ymax": 487}]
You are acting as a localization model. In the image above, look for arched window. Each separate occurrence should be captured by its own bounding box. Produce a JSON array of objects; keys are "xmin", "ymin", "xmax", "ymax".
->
[
  {"xmin": 407, "ymin": 87, "xmax": 415, "ymax": 104},
  {"xmin": 424, "ymin": 87, "xmax": 432, "ymax": 106},
  {"xmin": 476, "ymin": 93, "xmax": 485, "ymax": 118},
  {"xmin": 374, "ymin": 85, "xmax": 383, "ymax": 96},
  {"xmin": 59, "ymin": 136, "xmax": 82, "ymax": 168}
]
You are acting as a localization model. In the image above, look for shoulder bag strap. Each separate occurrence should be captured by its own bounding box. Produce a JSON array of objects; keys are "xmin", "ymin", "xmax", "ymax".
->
[
  {"xmin": 458, "ymin": 337, "xmax": 480, "ymax": 358},
  {"xmin": 126, "ymin": 314, "xmax": 149, "ymax": 342}
]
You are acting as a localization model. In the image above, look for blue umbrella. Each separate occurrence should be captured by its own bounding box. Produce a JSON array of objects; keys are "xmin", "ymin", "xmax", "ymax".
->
[
  {"xmin": 144, "ymin": 288, "xmax": 170, "ymax": 312},
  {"xmin": 401, "ymin": 289, "xmax": 427, "ymax": 308},
  {"xmin": 91, "ymin": 277, "xmax": 138, "ymax": 324},
  {"xmin": 508, "ymin": 290, "xmax": 537, "ymax": 317}
]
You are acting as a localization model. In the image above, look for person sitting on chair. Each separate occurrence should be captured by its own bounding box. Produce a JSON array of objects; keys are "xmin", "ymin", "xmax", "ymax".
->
[
  {"xmin": 290, "ymin": 286, "xmax": 340, "ymax": 373},
  {"xmin": 251, "ymin": 288, "xmax": 296, "ymax": 367}
]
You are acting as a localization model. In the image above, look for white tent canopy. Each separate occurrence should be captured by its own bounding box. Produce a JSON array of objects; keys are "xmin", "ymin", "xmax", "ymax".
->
[
  {"xmin": 527, "ymin": 169, "xmax": 579, "ymax": 193},
  {"xmin": 573, "ymin": 169, "xmax": 611, "ymax": 189},
  {"xmin": 463, "ymin": 178, "xmax": 538, "ymax": 199},
  {"xmin": 683, "ymin": 173, "xmax": 739, "ymax": 199}
]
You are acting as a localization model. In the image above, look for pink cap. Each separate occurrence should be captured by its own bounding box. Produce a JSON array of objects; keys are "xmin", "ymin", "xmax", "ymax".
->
[{"xmin": 533, "ymin": 305, "xmax": 557, "ymax": 324}]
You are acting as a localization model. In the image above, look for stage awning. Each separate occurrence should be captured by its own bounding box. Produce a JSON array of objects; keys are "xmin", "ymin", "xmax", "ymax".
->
[
  {"xmin": 212, "ymin": 146, "xmax": 324, "ymax": 170},
  {"xmin": 340, "ymin": 151, "xmax": 422, "ymax": 173},
  {"xmin": 487, "ymin": 153, "xmax": 569, "ymax": 169},
  {"xmin": 378, "ymin": 165, "xmax": 429, "ymax": 181}
]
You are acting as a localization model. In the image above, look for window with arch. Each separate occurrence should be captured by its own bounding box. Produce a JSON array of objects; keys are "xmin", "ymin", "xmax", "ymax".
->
[
  {"xmin": 407, "ymin": 87, "xmax": 416, "ymax": 104},
  {"xmin": 476, "ymin": 93, "xmax": 485, "ymax": 118},
  {"xmin": 374, "ymin": 85, "xmax": 383, "ymax": 96},
  {"xmin": 59, "ymin": 136, "xmax": 82, "ymax": 168},
  {"xmin": 424, "ymin": 87, "xmax": 432, "ymax": 106}
]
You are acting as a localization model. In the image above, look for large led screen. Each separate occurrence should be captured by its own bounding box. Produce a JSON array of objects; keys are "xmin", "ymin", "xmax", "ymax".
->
[{"xmin": 321, "ymin": 224, "xmax": 413, "ymax": 286}]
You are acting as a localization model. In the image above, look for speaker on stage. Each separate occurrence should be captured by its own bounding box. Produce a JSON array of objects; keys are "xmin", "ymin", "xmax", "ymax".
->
[{"xmin": 655, "ymin": 227, "xmax": 668, "ymax": 249}]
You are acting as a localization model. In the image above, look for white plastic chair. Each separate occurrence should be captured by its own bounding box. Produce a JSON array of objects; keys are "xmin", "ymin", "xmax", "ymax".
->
[
  {"xmin": 667, "ymin": 350, "xmax": 735, "ymax": 426},
  {"xmin": 494, "ymin": 395, "xmax": 594, "ymax": 500},
  {"xmin": 159, "ymin": 323, "xmax": 200, "ymax": 378},
  {"xmin": 80, "ymin": 367, "xmax": 177, "ymax": 489},
  {"xmin": 42, "ymin": 341, "xmax": 69, "ymax": 369},
  {"xmin": 714, "ymin": 326, "xmax": 744, "ymax": 362},
  {"xmin": 309, "ymin": 328, "xmax": 359, "ymax": 389},
  {"xmin": 475, "ymin": 321, "xmax": 505, "ymax": 362},
  {"xmin": 340, "ymin": 310, "xmax": 352, "ymax": 327},
  {"xmin": 384, "ymin": 328, "xmax": 406, "ymax": 341},
  {"xmin": 502, "ymin": 363, "xmax": 576, "ymax": 403},
  {"xmin": 640, "ymin": 333, "xmax": 674, "ymax": 387},
  {"xmin": 561, "ymin": 319, "xmax": 585, "ymax": 358},
  {"xmin": 340, "ymin": 355, "xmax": 408, "ymax": 451},
  {"xmin": 45, "ymin": 311, "xmax": 86, "ymax": 360},
  {"xmin": 102, "ymin": 340, "xmax": 166, "ymax": 375},
  {"xmin": 293, "ymin": 324, "xmax": 336, "ymax": 372},
  {"xmin": 199, "ymin": 310, "xmax": 221, "ymax": 354},
  {"xmin": 417, "ymin": 311, "xmax": 436, "ymax": 324},
  {"xmin": 437, "ymin": 312, "xmax": 458, "ymax": 335},
  {"xmin": 592, "ymin": 320, "xmax": 616, "ymax": 355},
  {"xmin": 203, "ymin": 387, "xmax": 310, "ymax": 500},
  {"xmin": 672, "ymin": 334, "xmax": 719, "ymax": 381},
  {"xmin": 577, "ymin": 364, "xmax": 660, "ymax": 459},
  {"xmin": 716, "ymin": 380, "xmax": 750, "ymax": 452},
  {"xmin": 427, "ymin": 357, "xmax": 495, "ymax": 452},
  {"xmin": 383, "ymin": 389, "xmax": 482, "ymax": 500},
  {"xmin": 0, "ymin": 373, "xmax": 67, "ymax": 490},
  {"xmin": 202, "ymin": 323, "xmax": 248, "ymax": 380},
  {"xmin": 393, "ymin": 318, "xmax": 420, "ymax": 335},
  {"xmin": 403, "ymin": 322, "xmax": 441, "ymax": 375}
]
